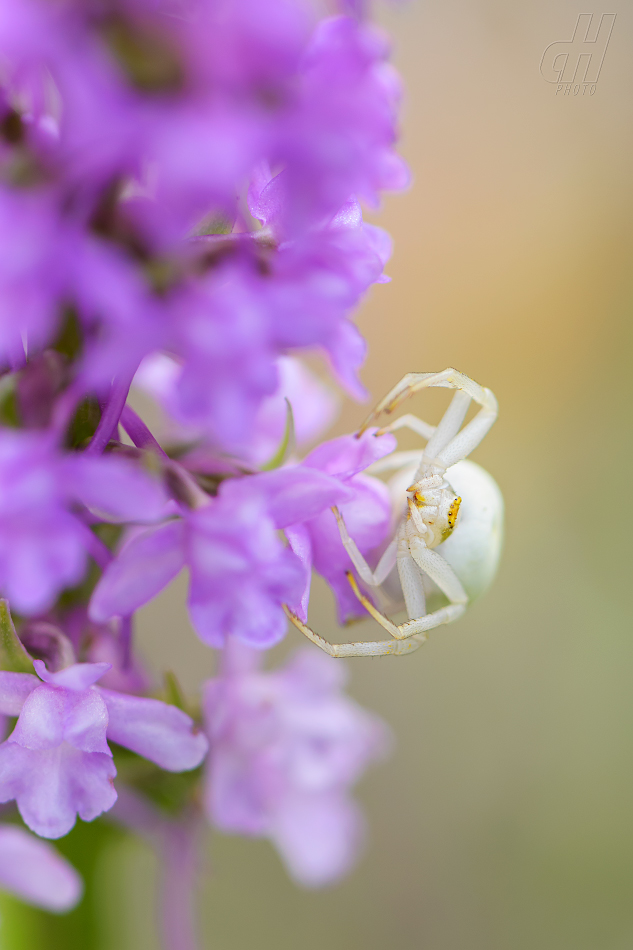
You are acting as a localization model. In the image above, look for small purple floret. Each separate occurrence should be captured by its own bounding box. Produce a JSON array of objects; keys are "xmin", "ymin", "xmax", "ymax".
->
[
  {"xmin": 0, "ymin": 661, "xmax": 208, "ymax": 838},
  {"xmin": 204, "ymin": 642, "xmax": 389, "ymax": 886}
]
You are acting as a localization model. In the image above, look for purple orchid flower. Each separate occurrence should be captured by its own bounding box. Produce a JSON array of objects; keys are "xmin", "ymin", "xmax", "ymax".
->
[
  {"xmin": 134, "ymin": 353, "xmax": 341, "ymax": 468},
  {"xmin": 247, "ymin": 15, "xmax": 409, "ymax": 236},
  {"xmin": 246, "ymin": 175, "xmax": 394, "ymax": 403},
  {"xmin": 204, "ymin": 641, "xmax": 390, "ymax": 887},
  {"xmin": 89, "ymin": 467, "xmax": 354, "ymax": 649},
  {"xmin": 0, "ymin": 660, "xmax": 208, "ymax": 839},
  {"xmin": 89, "ymin": 428, "xmax": 396, "ymax": 639},
  {"xmin": 0, "ymin": 429, "xmax": 168, "ymax": 615},
  {"xmin": 0, "ymin": 0, "xmax": 410, "ymax": 923},
  {"xmin": 161, "ymin": 203, "xmax": 389, "ymax": 450},
  {"xmin": 0, "ymin": 824, "xmax": 82, "ymax": 911}
]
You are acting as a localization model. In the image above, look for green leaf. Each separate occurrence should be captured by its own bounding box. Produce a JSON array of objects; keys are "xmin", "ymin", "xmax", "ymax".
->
[
  {"xmin": 192, "ymin": 210, "xmax": 235, "ymax": 236},
  {"xmin": 163, "ymin": 670, "xmax": 187, "ymax": 711},
  {"xmin": 65, "ymin": 397, "xmax": 102, "ymax": 450},
  {"xmin": 0, "ymin": 601, "xmax": 34, "ymax": 673},
  {"xmin": 111, "ymin": 743, "xmax": 203, "ymax": 815},
  {"xmin": 53, "ymin": 308, "xmax": 83, "ymax": 362},
  {"xmin": 0, "ymin": 376, "xmax": 20, "ymax": 428},
  {"xmin": 260, "ymin": 397, "xmax": 295, "ymax": 471},
  {"xmin": 101, "ymin": 16, "xmax": 184, "ymax": 94}
]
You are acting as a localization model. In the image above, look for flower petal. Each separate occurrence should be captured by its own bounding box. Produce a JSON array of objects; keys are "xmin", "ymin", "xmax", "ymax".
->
[
  {"xmin": 246, "ymin": 356, "xmax": 341, "ymax": 466},
  {"xmin": 188, "ymin": 575, "xmax": 291, "ymax": 650},
  {"xmin": 9, "ymin": 685, "xmax": 65, "ymax": 751},
  {"xmin": 89, "ymin": 521, "xmax": 185, "ymax": 621},
  {"xmin": 185, "ymin": 501, "xmax": 303, "ymax": 649},
  {"xmin": 302, "ymin": 429, "xmax": 396, "ymax": 481},
  {"xmin": 284, "ymin": 524, "xmax": 312, "ymax": 622},
  {"xmin": 205, "ymin": 742, "xmax": 270, "ymax": 836},
  {"xmin": 247, "ymin": 468, "xmax": 354, "ymax": 529},
  {"xmin": 34, "ymin": 660, "xmax": 110, "ymax": 691},
  {"xmin": 271, "ymin": 791, "xmax": 364, "ymax": 887},
  {"xmin": 308, "ymin": 473, "xmax": 392, "ymax": 623},
  {"xmin": 65, "ymin": 455, "xmax": 169, "ymax": 523},
  {"xmin": 0, "ymin": 825, "xmax": 83, "ymax": 911},
  {"xmin": 0, "ymin": 512, "xmax": 87, "ymax": 616},
  {"xmin": 0, "ymin": 672, "xmax": 39, "ymax": 716},
  {"xmin": 63, "ymin": 690, "xmax": 111, "ymax": 755},
  {"xmin": 99, "ymin": 689, "xmax": 208, "ymax": 771},
  {"xmin": 0, "ymin": 742, "xmax": 117, "ymax": 839}
]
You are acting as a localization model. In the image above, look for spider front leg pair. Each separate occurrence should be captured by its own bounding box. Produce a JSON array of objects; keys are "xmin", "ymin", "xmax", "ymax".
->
[
  {"xmin": 284, "ymin": 369, "xmax": 503, "ymax": 659},
  {"xmin": 361, "ymin": 367, "xmax": 498, "ymax": 478}
]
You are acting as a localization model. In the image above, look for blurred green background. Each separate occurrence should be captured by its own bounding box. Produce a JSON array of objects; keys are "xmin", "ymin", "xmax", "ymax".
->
[{"xmin": 4, "ymin": 1, "xmax": 633, "ymax": 947}]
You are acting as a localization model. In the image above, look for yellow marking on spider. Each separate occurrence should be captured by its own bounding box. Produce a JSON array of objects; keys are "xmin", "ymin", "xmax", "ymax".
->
[{"xmin": 447, "ymin": 496, "xmax": 462, "ymax": 529}]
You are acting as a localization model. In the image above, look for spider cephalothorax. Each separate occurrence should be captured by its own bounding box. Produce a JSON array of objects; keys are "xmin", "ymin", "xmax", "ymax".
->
[{"xmin": 407, "ymin": 478, "xmax": 462, "ymax": 548}]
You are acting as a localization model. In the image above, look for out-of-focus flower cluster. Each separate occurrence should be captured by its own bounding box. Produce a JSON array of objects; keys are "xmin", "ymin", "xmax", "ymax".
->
[
  {"xmin": 0, "ymin": 0, "xmax": 407, "ymax": 914},
  {"xmin": 0, "ymin": 0, "xmax": 406, "ymax": 446}
]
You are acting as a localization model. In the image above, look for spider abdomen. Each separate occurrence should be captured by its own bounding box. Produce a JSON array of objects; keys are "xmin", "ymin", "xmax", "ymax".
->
[{"xmin": 432, "ymin": 459, "xmax": 504, "ymax": 603}]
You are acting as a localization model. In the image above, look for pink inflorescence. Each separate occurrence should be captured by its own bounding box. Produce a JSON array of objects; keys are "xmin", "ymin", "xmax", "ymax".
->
[{"xmin": 0, "ymin": 0, "xmax": 407, "ymax": 913}]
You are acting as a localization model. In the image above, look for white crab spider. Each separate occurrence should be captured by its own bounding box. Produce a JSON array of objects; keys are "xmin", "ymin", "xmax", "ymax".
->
[{"xmin": 284, "ymin": 368, "xmax": 504, "ymax": 658}]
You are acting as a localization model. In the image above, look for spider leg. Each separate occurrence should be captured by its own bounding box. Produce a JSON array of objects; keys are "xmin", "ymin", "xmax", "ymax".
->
[
  {"xmin": 332, "ymin": 507, "xmax": 397, "ymax": 588},
  {"xmin": 283, "ymin": 605, "xmax": 425, "ymax": 658},
  {"xmin": 391, "ymin": 539, "xmax": 467, "ymax": 638},
  {"xmin": 376, "ymin": 413, "xmax": 436, "ymax": 440},
  {"xmin": 333, "ymin": 507, "xmax": 468, "ymax": 641},
  {"xmin": 408, "ymin": 538, "xmax": 468, "ymax": 605},
  {"xmin": 351, "ymin": 555, "xmax": 466, "ymax": 640},
  {"xmin": 283, "ymin": 542, "xmax": 467, "ymax": 659},
  {"xmin": 359, "ymin": 368, "xmax": 498, "ymax": 473},
  {"xmin": 397, "ymin": 552, "xmax": 426, "ymax": 619},
  {"xmin": 433, "ymin": 376, "xmax": 497, "ymax": 471},
  {"xmin": 422, "ymin": 390, "xmax": 471, "ymax": 460},
  {"xmin": 366, "ymin": 450, "xmax": 424, "ymax": 475},
  {"xmin": 340, "ymin": 540, "xmax": 468, "ymax": 642},
  {"xmin": 358, "ymin": 373, "xmax": 439, "ymax": 432},
  {"xmin": 396, "ymin": 602, "xmax": 466, "ymax": 637}
]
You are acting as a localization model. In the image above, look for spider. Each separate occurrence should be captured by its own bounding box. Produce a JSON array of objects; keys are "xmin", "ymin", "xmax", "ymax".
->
[{"xmin": 284, "ymin": 368, "xmax": 504, "ymax": 657}]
